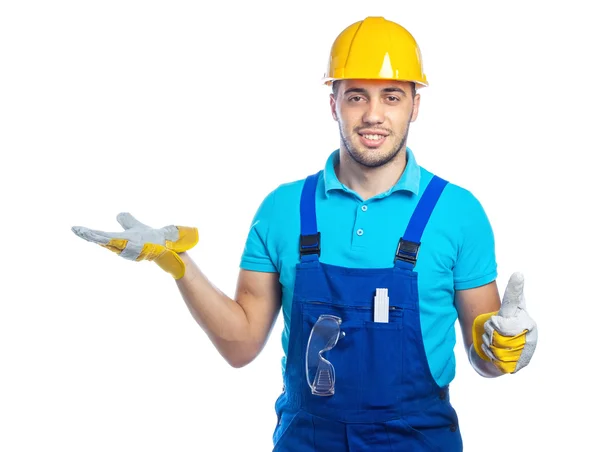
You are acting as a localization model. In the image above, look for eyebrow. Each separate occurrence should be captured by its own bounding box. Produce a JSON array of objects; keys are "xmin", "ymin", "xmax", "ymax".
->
[{"xmin": 343, "ymin": 87, "xmax": 407, "ymax": 96}]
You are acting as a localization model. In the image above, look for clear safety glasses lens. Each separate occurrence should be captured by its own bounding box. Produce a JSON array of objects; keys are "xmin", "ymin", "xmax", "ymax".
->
[{"xmin": 305, "ymin": 314, "xmax": 342, "ymax": 396}]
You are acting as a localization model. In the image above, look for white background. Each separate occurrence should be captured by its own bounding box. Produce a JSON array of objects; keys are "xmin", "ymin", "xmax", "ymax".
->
[{"xmin": 1, "ymin": 0, "xmax": 598, "ymax": 450}]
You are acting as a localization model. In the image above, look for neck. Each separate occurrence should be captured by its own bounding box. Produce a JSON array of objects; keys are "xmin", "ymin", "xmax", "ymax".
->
[{"xmin": 335, "ymin": 147, "xmax": 408, "ymax": 200}]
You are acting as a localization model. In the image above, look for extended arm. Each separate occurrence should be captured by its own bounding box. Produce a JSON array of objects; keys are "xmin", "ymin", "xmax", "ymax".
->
[
  {"xmin": 176, "ymin": 252, "xmax": 281, "ymax": 368},
  {"xmin": 72, "ymin": 212, "xmax": 282, "ymax": 368}
]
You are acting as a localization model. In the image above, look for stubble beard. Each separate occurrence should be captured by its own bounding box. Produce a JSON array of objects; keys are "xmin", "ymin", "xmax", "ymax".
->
[{"xmin": 340, "ymin": 123, "xmax": 410, "ymax": 169}]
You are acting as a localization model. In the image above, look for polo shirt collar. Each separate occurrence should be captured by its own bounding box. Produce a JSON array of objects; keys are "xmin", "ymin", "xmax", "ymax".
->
[{"xmin": 322, "ymin": 147, "xmax": 421, "ymax": 197}]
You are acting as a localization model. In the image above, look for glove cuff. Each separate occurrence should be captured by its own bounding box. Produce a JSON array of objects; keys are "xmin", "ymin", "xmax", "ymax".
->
[
  {"xmin": 472, "ymin": 310, "xmax": 498, "ymax": 362},
  {"xmin": 153, "ymin": 248, "xmax": 187, "ymax": 279},
  {"xmin": 468, "ymin": 344, "xmax": 504, "ymax": 378},
  {"xmin": 138, "ymin": 244, "xmax": 187, "ymax": 279}
]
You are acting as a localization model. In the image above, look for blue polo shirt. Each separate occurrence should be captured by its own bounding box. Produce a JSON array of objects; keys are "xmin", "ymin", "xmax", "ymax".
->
[{"xmin": 240, "ymin": 148, "xmax": 497, "ymax": 387}]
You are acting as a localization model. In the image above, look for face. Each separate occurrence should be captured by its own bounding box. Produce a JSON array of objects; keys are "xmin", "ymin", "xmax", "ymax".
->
[{"xmin": 330, "ymin": 79, "xmax": 420, "ymax": 168}]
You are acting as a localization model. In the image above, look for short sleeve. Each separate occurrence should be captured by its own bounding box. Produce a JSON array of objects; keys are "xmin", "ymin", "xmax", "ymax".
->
[
  {"xmin": 239, "ymin": 188, "xmax": 278, "ymax": 273},
  {"xmin": 453, "ymin": 193, "xmax": 498, "ymax": 290}
]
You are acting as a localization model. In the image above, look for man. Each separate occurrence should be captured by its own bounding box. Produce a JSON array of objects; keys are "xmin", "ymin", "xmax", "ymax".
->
[{"xmin": 72, "ymin": 16, "xmax": 537, "ymax": 451}]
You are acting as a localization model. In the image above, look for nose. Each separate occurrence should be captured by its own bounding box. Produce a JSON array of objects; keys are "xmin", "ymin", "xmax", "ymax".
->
[{"xmin": 362, "ymin": 99, "xmax": 385, "ymax": 124}]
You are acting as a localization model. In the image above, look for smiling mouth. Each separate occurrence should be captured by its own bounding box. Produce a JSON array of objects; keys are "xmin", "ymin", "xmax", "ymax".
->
[
  {"xmin": 358, "ymin": 132, "xmax": 388, "ymax": 148},
  {"xmin": 360, "ymin": 133, "xmax": 386, "ymax": 140}
]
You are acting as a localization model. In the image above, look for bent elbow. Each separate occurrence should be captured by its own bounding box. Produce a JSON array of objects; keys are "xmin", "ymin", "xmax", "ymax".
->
[
  {"xmin": 221, "ymin": 345, "xmax": 260, "ymax": 369},
  {"xmin": 227, "ymin": 358, "xmax": 249, "ymax": 369},
  {"xmin": 225, "ymin": 354, "xmax": 256, "ymax": 369}
]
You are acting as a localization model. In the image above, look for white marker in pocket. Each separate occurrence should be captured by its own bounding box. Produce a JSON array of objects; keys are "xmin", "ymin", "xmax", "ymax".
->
[{"xmin": 374, "ymin": 288, "xmax": 389, "ymax": 323}]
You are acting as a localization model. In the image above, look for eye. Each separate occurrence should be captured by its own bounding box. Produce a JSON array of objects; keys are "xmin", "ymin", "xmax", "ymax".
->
[
  {"xmin": 386, "ymin": 96, "xmax": 400, "ymax": 102},
  {"xmin": 348, "ymin": 96, "xmax": 363, "ymax": 102}
]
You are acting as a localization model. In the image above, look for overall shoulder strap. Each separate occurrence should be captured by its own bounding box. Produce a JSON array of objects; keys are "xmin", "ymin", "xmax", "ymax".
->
[
  {"xmin": 299, "ymin": 171, "xmax": 322, "ymax": 260},
  {"xmin": 395, "ymin": 175, "xmax": 449, "ymax": 266}
]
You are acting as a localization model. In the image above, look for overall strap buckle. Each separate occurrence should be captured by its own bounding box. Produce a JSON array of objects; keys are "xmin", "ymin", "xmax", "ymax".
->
[
  {"xmin": 395, "ymin": 238, "xmax": 420, "ymax": 264},
  {"xmin": 300, "ymin": 233, "xmax": 321, "ymax": 257}
]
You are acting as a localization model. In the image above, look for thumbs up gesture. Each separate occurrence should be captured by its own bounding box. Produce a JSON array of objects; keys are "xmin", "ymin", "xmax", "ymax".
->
[
  {"xmin": 472, "ymin": 272, "xmax": 538, "ymax": 374},
  {"xmin": 72, "ymin": 213, "xmax": 198, "ymax": 279}
]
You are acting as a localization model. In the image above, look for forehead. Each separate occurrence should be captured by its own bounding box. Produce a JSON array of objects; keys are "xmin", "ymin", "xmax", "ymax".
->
[{"xmin": 338, "ymin": 79, "xmax": 412, "ymax": 93}]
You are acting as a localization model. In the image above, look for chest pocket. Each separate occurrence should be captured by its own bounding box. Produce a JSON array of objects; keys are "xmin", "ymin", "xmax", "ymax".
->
[{"xmin": 301, "ymin": 300, "xmax": 404, "ymax": 410}]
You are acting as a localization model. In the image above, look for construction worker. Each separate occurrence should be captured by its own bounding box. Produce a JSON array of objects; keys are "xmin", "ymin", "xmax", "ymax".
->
[{"xmin": 72, "ymin": 16, "xmax": 538, "ymax": 451}]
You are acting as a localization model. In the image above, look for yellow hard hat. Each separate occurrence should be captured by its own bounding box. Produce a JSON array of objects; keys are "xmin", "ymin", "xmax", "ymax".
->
[{"xmin": 323, "ymin": 16, "xmax": 428, "ymax": 88}]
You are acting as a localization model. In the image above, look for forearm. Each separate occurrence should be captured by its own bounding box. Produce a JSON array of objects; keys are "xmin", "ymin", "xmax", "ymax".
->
[{"xmin": 175, "ymin": 252, "xmax": 254, "ymax": 366}]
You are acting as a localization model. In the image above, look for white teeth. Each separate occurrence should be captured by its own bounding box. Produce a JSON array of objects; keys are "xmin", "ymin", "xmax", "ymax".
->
[{"xmin": 363, "ymin": 134, "xmax": 384, "ymax": 140}]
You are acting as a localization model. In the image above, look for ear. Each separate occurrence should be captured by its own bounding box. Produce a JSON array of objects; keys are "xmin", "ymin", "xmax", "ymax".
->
[
  {"xmin": 330, "ymin": 94, "xmax": 338, "ymax": 121},
  {"xmin": 410, "ymin": 92, "xmax": 421, "ymax": 122}
]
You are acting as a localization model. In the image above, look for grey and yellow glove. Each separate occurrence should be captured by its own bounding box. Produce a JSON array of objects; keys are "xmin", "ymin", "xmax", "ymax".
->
[
  {"xmin": 72, "ymin": 213, "xmax": 198, "ymax": 279},
  {"xmin": 471, "ymin": 272, "xmax": 538, "ymax": 374}
]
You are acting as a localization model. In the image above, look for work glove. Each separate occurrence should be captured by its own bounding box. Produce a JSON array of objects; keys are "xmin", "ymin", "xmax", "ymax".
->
[
  {"xmin": 471, "ymin": 272, "xmax": 537, "ymax": 374},
  {"xmin": 72, "ymin": 213, "xmax": 198, "ymax": 279}
]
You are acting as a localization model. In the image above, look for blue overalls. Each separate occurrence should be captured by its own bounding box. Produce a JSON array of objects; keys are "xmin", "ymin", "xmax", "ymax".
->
[{"xmin": 272, "ymin": 171, "xmax": 463, "ymax": 452}]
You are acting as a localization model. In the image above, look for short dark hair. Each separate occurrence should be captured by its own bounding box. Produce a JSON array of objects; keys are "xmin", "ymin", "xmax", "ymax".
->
[{"xmin": 331, "ymin": 80, "xmax": 416, "ymax": 99}]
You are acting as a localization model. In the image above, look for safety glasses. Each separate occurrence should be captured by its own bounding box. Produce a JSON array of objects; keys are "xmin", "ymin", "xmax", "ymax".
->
[{"xmin": 305, "ymin": 314, "xmax": 343, "ymax": 396}]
